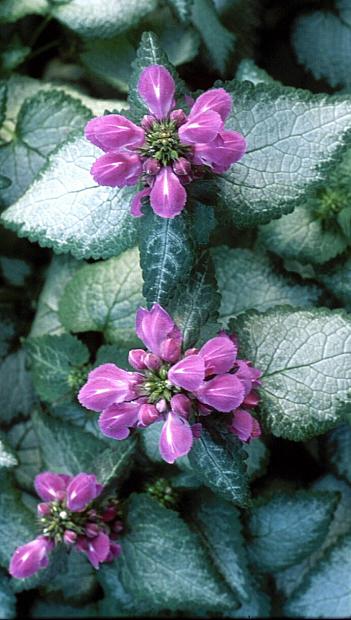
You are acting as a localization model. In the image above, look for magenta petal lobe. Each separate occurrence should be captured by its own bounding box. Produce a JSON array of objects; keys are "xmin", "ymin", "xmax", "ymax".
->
[
  {"xmin": 150, "ymin": 166, "xmax": 187, "ymax": 218},
  {"xmin": 138, "ymin": 64, "xmax": 176, "ymax": 120},
  {"xmin": 135, "ymin": 304, "xmax": 182, "ymax": 357},
  {"xmin": 78, "ymin": 364, "xmax": 142, "ymax": 412},
  {"xmin": 9, "ymin": 536, "xmax": 53, "ymax": 579},
  {"xmin": 199, "ymin": 334, "xmax": 237, "ymax": 376},
  {"xmin": 196, "ymin": 373, "xmax": 245, "ymax": 412},
  {"xmin": 66, "ymin": 473, "xmax": 102, "ymax": 512},
  {"xmin": 168, "ymin": 354, "xmax": 205, "ymax": 391},
  {"xmin": 85, "ymin": 114, "xmax": 145, "ymax": 151},
  {"xmin": 190, "ymin": 88, "xmax": 232, "ymax": 121},
  {"xmin": 91, "ymin": 152, "xmax": 142, "ymax": 188},
  {"xmin": 34, "ymin": 472, "xmax": 68, "ymax": 502},
  {"xmin": 178, "ymin": 110, "xmax": 223, "ymax": 145},
  {"xmin": 159, "ymin": 412, "xmax": 193, "ymax": 463},
  {"xmin": 99, "ymin": 401, "xmax": 141, "ymax": 440}
]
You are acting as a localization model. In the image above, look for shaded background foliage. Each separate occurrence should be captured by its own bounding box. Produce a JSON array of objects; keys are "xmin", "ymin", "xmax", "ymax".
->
[{"xmin": 0, "ymin": 0, "xmax": 351, "ymax": 618}]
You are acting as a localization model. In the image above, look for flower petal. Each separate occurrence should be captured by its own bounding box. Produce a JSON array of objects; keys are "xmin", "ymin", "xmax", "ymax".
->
[
  {"xmin": 178, "ymin": 110, "xmax": 223, "ymax": 145},
  {"xmin": 99, "ymin": 401, "xmax": 141, "ymax": 440},
  {"xmin": 168, "ymin": 354, "xmax": 205, "ymax": 391},
  {"xmin": 150, "ymin": 166, "xmax": 187, "ymax": 218},
  {"xmin": 230, "ymin": 409, "xmax": 261, "ymax": 442},
  {"xmin": 138, "ymin": 64, "xmax": 176, "ymax": 120},
  {"xmin": 91, "ymin": 152, "xmax": 142, "ymax": 187},
  {"xmin": 193, "ymin": 130, "xmax": 246, "ymax": 172},
  {"xmin": 85, "ymin": 114, "xmax": 145, "ymax": 151},
  {"xmin": 66, "ymin": 473, "xmax": 102, "ymax": 512},
  {"xmin": 78, "ymin": 364, "xmax": 143, "ymax": 412},
  {"xmin": 9, "ymin": 536, "xmax": 53, "ymax": 579},
  {"xmin": 199, "ymin": 334, "xmax": 237, "ymax": 376},
  {"xmin": 78, "ymin": 532, "xmax": 111, "ymax": 569},
  {"xmin": 159, "ymin": 412, "xmax": 193, "ymax": 463},
  {"xmin": 135, "ymin": 304, "xmax": 182, "ymax": 357},
  {"xmin": 196, "ymin": 373, "xmax": 245, "ymax": 412},
  {"xmin": 34, "ymin": 472, "xmax": 69, "ymax": 502},
  {"xmin": 190, "ymin": 88, "xmax": 232, "ymax": 121},
  {"xmin": 130, "ymin": 186, "xmax": 151, "ymax": 217}
]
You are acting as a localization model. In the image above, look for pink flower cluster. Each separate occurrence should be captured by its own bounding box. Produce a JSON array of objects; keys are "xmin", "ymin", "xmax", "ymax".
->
[
  {"xmin": 78, "ymin": 304, "xmax": 261, "ymax": 464},
  {"xmin": 9, "ymin": 472, "xmax": 122, "ymax": 579},
  {"xmin": 85, "ymin": 64, "xmax": 246, "ymax": 219}
]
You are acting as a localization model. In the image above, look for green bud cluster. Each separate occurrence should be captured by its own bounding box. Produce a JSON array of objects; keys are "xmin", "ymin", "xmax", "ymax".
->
[
  {"xmin": 39, "ymin": 501, "xmax": 86, "ymax": 545},
  {"xmin": 145, "ymin": 478, "xmax": 179, "ymax": 509},
  {"xmin": 140, "ymin": 120, "xmax": 190, "ymax": 166},
  {"xmin": 68, "ymin": 364, "xmax": 91, "ymax": 392},
  {"xmin": 141, "ymin": 366, "xmax": 181, "ymax": 403}
]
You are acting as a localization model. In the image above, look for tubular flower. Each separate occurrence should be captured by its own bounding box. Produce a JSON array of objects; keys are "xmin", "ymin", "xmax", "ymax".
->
[
  {"xmin": 85, "ymin": 64, "xmax": 246, "ymax": 219},
  {"xmin": 78, "ymin": 305, "xmax": 261, "ymax": 464},
  {"xmin": 9, "ymin": 472, "xmax": 122, "ymax": 579}
]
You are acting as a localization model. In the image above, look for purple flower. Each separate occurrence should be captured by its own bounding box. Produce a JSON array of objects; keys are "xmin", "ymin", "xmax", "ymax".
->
[
  {"xmin": 78, "ymin": 304, "xmax": 262, "ymax": 464},
  {"xmin": 85, "ymin": 64, "xmax": 246, "ymax": 219},
  {"xmin": 9, "ymin": 472, "xmax": 123, "ymax": 579},
  {"xmin": 9, "ymin": 536, "xmax": 53, "ymax": 579},
  {"xmin": 230, "ymin": 409, "xmax": 262, "ymax": 442}
]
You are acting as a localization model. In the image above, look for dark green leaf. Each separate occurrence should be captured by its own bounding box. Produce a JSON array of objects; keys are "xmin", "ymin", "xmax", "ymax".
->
[
  {"xmin": 212, "ymin": 247, "xmax": 320, "ymax": 325},
  {"xmin": 0, "ymin": 0, "xmax": 47, "ymax": 22},
  {"xmin": 168, "ymin": 258, "xmax": 220, "ymax": 348},
  {"xmin": 80, "ymin": 36, "xmax": 135, "ymax": 92},
  {"xmin": 219, "ymin": 81, "xmax": 351, "ymax": 227},
  {"xmin": 139, "ymin": 208, "xmax": 194, "ymax": 306},
  {"xmin": 231, "ymin": 307, "xmax": 351, "ymax": 440},
  {"xmin": 7, "ymin": 421, "xmax": 42, "ymax": 490},
  {"xmin": 188, "ymin": 428, "xmax": 250, "ymax": 506},
  {"xmin": 0, "ymin": 573, "xmax": 16, "ymax": 619},
  {"xmin": 1, "ymin": 136, "xmax": 138, "ymax": 260},
  {"xmin": 31, "ymin": 410, "xmax": 108, "ymax": 475},
  {"xmin": 119, "ymin": 493, "xmax": 234, "ymax": 612},
  {"xmin": 43, "ymin": 552, "xmax": 97, "ymax": 604},
  {"xmin": 52, "ymin": 0, "xmax": 157, "ymax": 39},
  {"xmin": 0, "ymin": 350, "xmax": 35, "ymax": 424},
  {"xmin": 248, "ymin": 491, "xmax": 338, "ymax": 572},
  {"xmin": 167, "ymin": 0, "xmax": 193, "ymax": 23},
  {"xmin": 0, "ymin": 90, "xmax": 91, "ymax": 208},
  {"xmin": 30, "ymin": 255, "xmax": 81, "ymax": 338},
  {"xmin": 0, "ymin": 472, "xmax": 37, "ymax": 568},
  {"xmin": 59, "ymin": 248, "xmax": 144, "ymax": 345},
  {"xmin": 25, "ymin": 334, "xmax": 89, "ymax": 403},
  {"xmin": 0, "ymin": 257, "xmax": 31, "ymax": 287},
  {"xmin": 284, "ymin": 531, "xmax": 351, "ymax": 618},
  {"xmin": 192, "ymin": 0, "xmax": 235, "ymax": 74},
  {"xmin": 325, "ymin": 424, "xmax": 351, "ymax": 484},
  {"xmin": 293, "ymin": 12, "xmax": 351, "ymax": 89},
  {"xmin": 259, "ymin": 203, "xmax": 348, "ymax": 266},
  {"xmin": 317, "ymin": 255, "xmax": 351, "ymax": 311}
]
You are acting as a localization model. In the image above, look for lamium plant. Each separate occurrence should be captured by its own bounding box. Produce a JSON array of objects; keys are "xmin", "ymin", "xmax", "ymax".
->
[{"xmin": 0, "ymin": 2, "xmax": 351, "ymax": 619}]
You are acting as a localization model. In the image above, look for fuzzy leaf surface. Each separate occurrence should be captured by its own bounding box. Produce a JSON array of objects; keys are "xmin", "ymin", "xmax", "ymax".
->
[
  {"xmin": 231, "ymin": 307, "xmax": 351, "ymax": 440},
  {"xmin": 59, "ymin": 248, "xmax": 144, "ymax": 345}
]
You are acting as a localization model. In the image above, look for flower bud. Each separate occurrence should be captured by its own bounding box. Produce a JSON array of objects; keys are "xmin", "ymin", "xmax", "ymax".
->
[
  {"xmin": 128, "ymin": 348, "xmax": 147, "ymax": 370},
  {"xmin": 37, "ymin": 503, "xmax": 51, "ymax": 517},
  {"xmin": 144, "ymin": 353, "xmax": 161, "ymax": 371},
  {"xmin": 160, "ymin": 338, "xmax": 181, "ymax": 363},
  {"xmin": 170, "ymin": 109, "xmax": 187, "ymax": 127},
  {"xmin": 156, "ymin": 398, "xmax": 168, "ymax": 413},
  {"xmin": 143, "ymin": 157, "xmax": 161, "ymax": 176},
  {"xmin": 107, "ymin": 542, "xmax": 122, "ymax": 562},
  {"xmin": 141, "ymin": 115, "xmax": 156, "ymax": 131},
  {"xmin": 112, "ymin": 520, "xmax": 124, "ymax": 534},
  {"xmin": 172, "ymin": 157, "xmax": 191, "ymax": 176},
  {"xmin": 191, "ymin": 423, "xmax": 202, "ymax": 439},
  {"xmin": 184, "ymin": 347, "xmax": 199, "ymax": 357},
  {"xmin": 138, "ymin": 403, "xmax": 160, "ymax": 427},
  {"xmin": 170, "ymin": 394, "xmax": 191, "ymax": 418},
  {"xmin": 85, "ymin": 523, "xmax": 100, "ymax": 538},
  {"xmin": 101, "ymin": 506, "xmax": 118, "ymax": 522},
  {"xmin": 63, "ymin": 530, "xmax": 77, "ymax": 545},
  {"xmin": 197, "ymin": 402, "xmax": 212, "ymax": 416}
]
